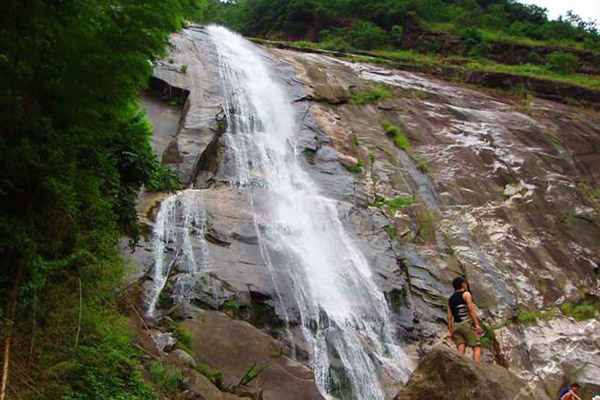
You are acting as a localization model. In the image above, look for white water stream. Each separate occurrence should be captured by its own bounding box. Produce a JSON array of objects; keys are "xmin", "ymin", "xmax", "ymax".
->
[
  {"xmin": 206, "ymin": 25, "xmax": 411, "ymax": 399},
  {"xmin": 145, "ymin": 190, "xmax": 211, "ymax": 317},
  {"xmin": 145, "ymin": 25, "xmax": 411, "ymax": 399}
]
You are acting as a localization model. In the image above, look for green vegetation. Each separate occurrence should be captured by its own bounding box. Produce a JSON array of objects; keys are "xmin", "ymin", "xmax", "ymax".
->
[
  {"xmin": 205, "ymin": 0, "xmax": 600, "ymax": 96},
  {"xmin": 173, "ymin": 323, "xmax": 194, "ymax": 353},
  {"xmin": 349, "ymin": 86, "xmax": 392, "ymax": 105},
  {"xmin": 546, "ymin": 52, "xmax": 580, "ymax": 75},
  {"xmin": 207, "ymin": 0, "xmax": 599, "ymax": 52},
  {"xmin": 517, "ymin": 308, "xmax": 557, "ymax": 324},
  {"xmin": 479, "ymin": 320, "xmax": 494, "ymax": 349},
  {"xmin": 369, "ymin": 195, "xmax": 413, "ymax": 212},
  {"xmin": 149, "ymin": 361, "xmax": 184, "ymax": 395},
  {"xmin": 382, "ymin": 120, "xmax": 410, "ymax": 151},
  {"xmin": 341, "ymin": 157, "xmax": 363, "ymax": 174},
  {"xmin": 0, "ymin": 0, "xmax": 194, "ymax": 397},
  {"xmin": 237, "ymin": 363, "xmax": 267, "ymax": 387},
  {"xmin": 462, "ymin": 60, "xmax": 600, "ymax": 89},
  {"xmin": 560, "ymin": 302, "xmax": 599, "ymax": 321},
  {"xmin": 197, "ymin": 363, "xmax": 226, "ymax": 390},
  {"xmin": 222, "ymin": 298, "xmax": 241, "ymax": 317}
]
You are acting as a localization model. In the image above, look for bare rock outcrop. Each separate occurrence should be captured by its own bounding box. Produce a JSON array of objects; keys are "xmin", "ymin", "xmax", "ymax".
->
[{"xmin": 393, "ymin": 346, "xmax": 552, "ymax": 400}]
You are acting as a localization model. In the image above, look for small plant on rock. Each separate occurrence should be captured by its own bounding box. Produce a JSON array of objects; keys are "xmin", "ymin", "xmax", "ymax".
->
[
  {"xmin": 149, "ymin": 361, "xmax": 184, "ymax": 395},
  {"xmin": 382, "ymin": 120, "xmax": 410, "ymax": 151},
  {"xmin": 236, "ymin": 363, "xmax": 267, "ymax": 387},
  {"xmin": 340, "ymin": 157, "xmax": 363, "ymax": 174},
  {"xmin": 560, "ymin": 302, "xmax": 599, "ymax": 321},
  {"xmin": 350, "ymin": 86, "xmax": 392, "ymax": 105}
]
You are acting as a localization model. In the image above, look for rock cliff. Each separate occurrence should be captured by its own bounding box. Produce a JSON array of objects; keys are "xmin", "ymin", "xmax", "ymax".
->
[{"xmin": 128, "ymin": 25, "xmax": 600, "ymax": 399}]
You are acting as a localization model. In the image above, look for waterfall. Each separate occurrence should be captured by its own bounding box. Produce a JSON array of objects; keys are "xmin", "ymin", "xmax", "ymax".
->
[
  {"xmin": 207, "ymin": 25, "xmax": 411, "ymax": 399},
  {"xmin": 145, "ymin": 190, "xmax": 211, "ymax": 318}
]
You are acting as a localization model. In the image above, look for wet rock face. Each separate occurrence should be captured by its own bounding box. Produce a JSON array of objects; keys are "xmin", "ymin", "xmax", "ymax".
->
[
  {"xmin": 146, "ymin": 27, "xmax": 227, "ymax": 186},
  {"xmin": 494, "ymin": 317, "xmax": 600, "ymax": 397},
  {"xmin": 135, "ymin": 26, "xmax": 600, "ymax": 397},
  {"xmin": 393, "ymin": 346, "xmax": 551, "ymax": 400},
  {"xmin": 267, "ymin": 48, "xmax": 600, "ymax": 383}
]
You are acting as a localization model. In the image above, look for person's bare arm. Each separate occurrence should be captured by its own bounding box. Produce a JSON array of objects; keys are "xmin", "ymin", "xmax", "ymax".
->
[
  {"xmin": 463, "ymin": 291, "xmax": 483, "ymax": 335},
  {"xmin": 447, "ymin": 303, "xmax": 454, "ymax": 341},
  {"xmin": 563, "ymin": 392, "xmax": 581, "ymax": 400}
]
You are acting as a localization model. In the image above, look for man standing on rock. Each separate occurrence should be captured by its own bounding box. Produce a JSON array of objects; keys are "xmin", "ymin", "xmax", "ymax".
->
[{"xmin": 447, "ymin": 276, "xmax": 483, "ymax": 362}]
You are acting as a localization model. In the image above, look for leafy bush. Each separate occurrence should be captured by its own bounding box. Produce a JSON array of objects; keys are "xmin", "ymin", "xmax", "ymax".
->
[
  {"xmin": 546, "ymin": 52, "xmax": 580, "ymax": 75},
  {"xmin": 526, "ymin": 51, "xmax": 544, "ymax": 65},
  {"xmin": 347, "ymin": 21, "xmax": 388, "ymax": 50},
  {"xmin": 390, "ymin": 25, "xmax": 404, "ymax": 46},
  {"xmin": 461, "ymin": 28, "xmax": 490, "ymax": 58}
]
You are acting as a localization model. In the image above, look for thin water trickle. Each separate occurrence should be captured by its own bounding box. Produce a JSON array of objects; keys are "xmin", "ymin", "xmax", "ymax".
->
[{"xmin": 207, "ymin": 25, "xmax": 411, "ymax": 399}]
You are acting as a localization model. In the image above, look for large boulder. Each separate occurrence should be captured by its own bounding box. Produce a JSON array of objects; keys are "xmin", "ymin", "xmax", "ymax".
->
[
  {"xmin": 393, "ymin": 346, "xmax": 552, "ymax": 400},
  {"xmin": 183, "ymin": 311, "xmax": 325, "ymax": 400}
]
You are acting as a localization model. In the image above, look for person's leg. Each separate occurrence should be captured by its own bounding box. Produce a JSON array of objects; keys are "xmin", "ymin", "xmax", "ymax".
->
[
  {"xmin": 473, "ymin": 345, "xmax": 482, "ymax": 362},
  {"xmin": 457, "ymin": 343, "xmax": 467, "ymax": 356}
]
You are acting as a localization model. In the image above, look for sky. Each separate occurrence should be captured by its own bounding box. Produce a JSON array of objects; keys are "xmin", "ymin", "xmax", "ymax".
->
[{"xmin": 518, "ymin": 0, "xmax": 600, "ymax": 23}]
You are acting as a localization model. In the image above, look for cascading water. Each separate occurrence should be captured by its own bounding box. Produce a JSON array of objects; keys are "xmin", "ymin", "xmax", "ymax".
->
[
  {"xmin": 206, "ymin": 25, "xmax": 411, "ymax": 399},
  {"xmin": 146, "ymin": 190, "xmax": 211, "ymax": 318}
]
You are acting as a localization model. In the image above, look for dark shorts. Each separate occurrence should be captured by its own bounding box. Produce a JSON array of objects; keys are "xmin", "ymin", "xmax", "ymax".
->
[{"xmin": 455, "ymin": 320, "xmax": 480, "ymax": 348}]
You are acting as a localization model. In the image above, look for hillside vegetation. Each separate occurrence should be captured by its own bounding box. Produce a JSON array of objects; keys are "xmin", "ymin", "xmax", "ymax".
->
[
  {"xmin": 205, "ymin": 0, "xmax": 600, "ymax": 90},
  {"xmin": 0, "ymin": 0, "xmax": 208, "ymax": 398}
]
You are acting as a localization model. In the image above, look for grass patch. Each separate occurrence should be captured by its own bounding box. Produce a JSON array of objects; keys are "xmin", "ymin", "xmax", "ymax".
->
[
  {"xmin": 463, "ymin": 60, "xmax": 600, "ymax": 89},
  {"xmin": 382, "ymin": 120, "xmax": 410, "ymax": 151},
  {"xmin": 517, "ymin": 308, "xmax": 557, "ymax": 324},
  {"xmin": 149, "ymin": 361, "xmax": 184, "ymax": 395},
  {"xmin": 560, "ymin": 302, "xmax": 599, "ymax": 321},
  {"xmin": 349, "ymin": 86, "xmax": 392, "ymax": 105},
  {"xmin": 173, "ymin": 323, "xmax": 193, "ymax": 353},
  {"xmin": 222, "ymin": 298, "xmax": 240, "ymax": 318},
  {"xmin": 369, "ymin": 195, "xmax": 413, "ymax": 212},
  {"xmin": 197, "ymin": 363, "xmax": 226, "ymax": 390},
  {"xmin": 479, "ymin": 320, "xmax": 494, "ymax": 349},
  {"xmin": 263, "ymin": 38, "xmax": 600, "ymax": 93},
  {"xmin": 341, "ymin": 157, "xmax": 363, "ymax": 174}
]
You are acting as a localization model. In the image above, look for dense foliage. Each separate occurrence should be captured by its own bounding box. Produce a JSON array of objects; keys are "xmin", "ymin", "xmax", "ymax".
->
[
  {"xmin": 0, "ymin": 0, "xmax": 202, "ymax": 397},
  {"xmin": 208, "ymin": 0, "xmax": 600, "ymax": 51}
]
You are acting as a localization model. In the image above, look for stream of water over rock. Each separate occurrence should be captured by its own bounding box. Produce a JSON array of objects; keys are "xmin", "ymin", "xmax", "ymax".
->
[{"xmin": 145, "ymin": 26, "xmax": 412, "ymax": 399}]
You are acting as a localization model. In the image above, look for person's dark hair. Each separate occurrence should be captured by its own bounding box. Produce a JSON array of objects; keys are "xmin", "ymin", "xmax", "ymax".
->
[
  {"xmin": 571, "ymin": 383, "xmax": 580, "ymax": 388},
  {"xmin": 452, "ymin": 276, "xmax": 466, "ymax": 291}
]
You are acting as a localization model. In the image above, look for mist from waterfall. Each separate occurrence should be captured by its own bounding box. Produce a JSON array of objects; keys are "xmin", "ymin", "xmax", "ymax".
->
[{"xmin": 207, "ymin": 25, "xmax": 411, "ymax": 399}]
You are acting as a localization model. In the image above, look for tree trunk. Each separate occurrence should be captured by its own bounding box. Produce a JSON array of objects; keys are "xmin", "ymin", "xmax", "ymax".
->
[{"xmin": 1, "ymin": 261, "xmax": 23, "ymax": 400}]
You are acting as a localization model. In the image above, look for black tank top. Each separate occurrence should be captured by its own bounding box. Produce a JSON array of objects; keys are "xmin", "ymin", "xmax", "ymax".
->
[{"xmin": 449, "ymin": 290, "xmax": 470, "ymax": 323}]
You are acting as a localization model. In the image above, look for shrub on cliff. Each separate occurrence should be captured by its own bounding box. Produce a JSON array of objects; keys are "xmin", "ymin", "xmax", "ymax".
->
[{"xmin": 546, "ymin": 52, "xmax": 580, "ymax": 75}]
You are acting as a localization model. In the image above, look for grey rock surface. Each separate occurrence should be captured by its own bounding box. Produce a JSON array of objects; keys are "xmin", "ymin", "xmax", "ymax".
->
[{"xmin": 131, "ymin": 25, "xmax": 600, "ymax": 397}]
